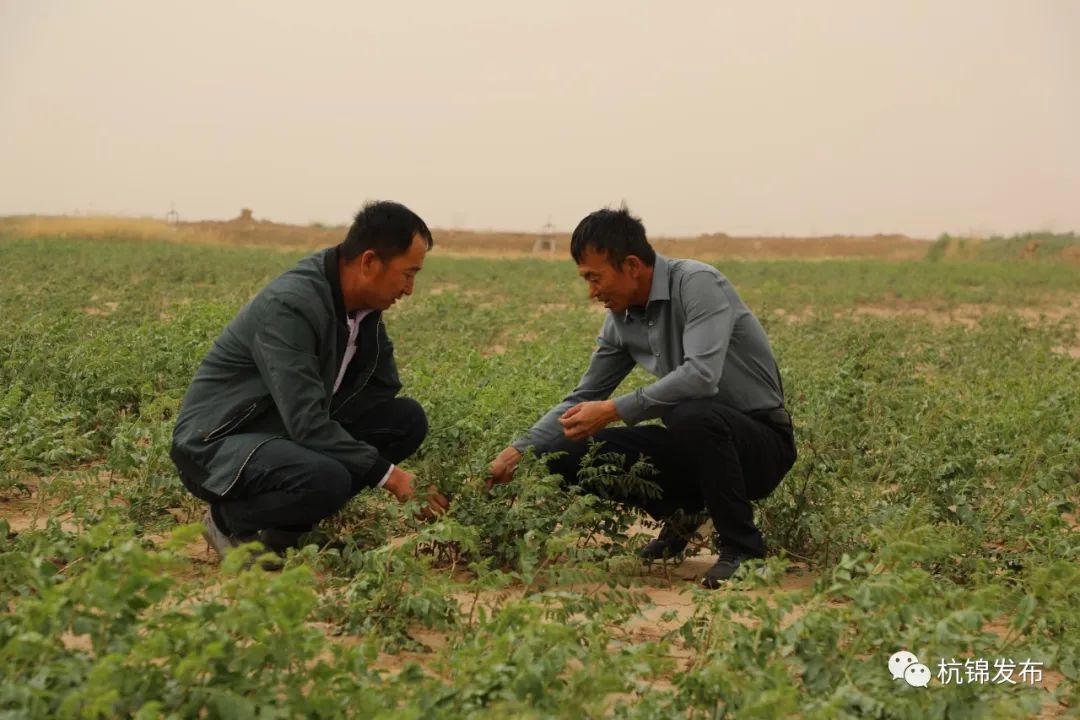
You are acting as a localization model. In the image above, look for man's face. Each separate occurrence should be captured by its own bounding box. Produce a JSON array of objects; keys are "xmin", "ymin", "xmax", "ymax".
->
[
  {"xmin": 354, "ymin": 233, "xmax": 427, "ymax": 310},
  {"xmin": 576, "ymin": 248, "xmax": 639, "ymax": 314}
]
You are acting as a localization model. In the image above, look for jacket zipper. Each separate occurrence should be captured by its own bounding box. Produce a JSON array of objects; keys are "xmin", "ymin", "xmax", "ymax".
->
[
  {"xmin": 224, "ymin": 321, "xmax": 382, "ymax": 495},
  {"xmin": 202, "ymin": 401, "xmax": 259, "ymax": 442},
  {"xmin": 331, "ymin": 322, "xmax": 380, "ymax": 419}
]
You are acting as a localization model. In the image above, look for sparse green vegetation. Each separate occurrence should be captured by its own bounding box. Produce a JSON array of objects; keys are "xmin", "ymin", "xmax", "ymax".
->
[{"xmin": 1, "ymin": 234, "xmax": 1078, "ymax": 718}]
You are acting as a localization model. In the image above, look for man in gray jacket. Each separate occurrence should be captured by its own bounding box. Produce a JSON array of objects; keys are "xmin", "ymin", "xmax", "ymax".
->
[
  {"xmin": 171, "ymin": 201, "xmax": 447, "ymax": 560},
  {"xmin": 489, "ymin": 207, "xmax": 795, "ymax": 587}
]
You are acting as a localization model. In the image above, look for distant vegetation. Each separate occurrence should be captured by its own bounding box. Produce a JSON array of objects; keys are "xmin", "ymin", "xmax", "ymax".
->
[
  {"xmin": 929, "ymin": 232, "xmax": 1080, "ymax": 265},
  {"xmin": 0, "ymin": 214, "xmax": 929, "ymax": 260}
]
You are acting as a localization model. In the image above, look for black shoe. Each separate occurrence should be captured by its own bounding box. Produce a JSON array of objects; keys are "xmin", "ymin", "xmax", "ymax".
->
[
  {"xmin": 295, "ymin": 528, "xmax": 350, "ymax": 553},
  {"xmin": 701, "ymin": 545, "xmax": 753, "ymax": 588},
  {"xmin": 639, "ymin": 511, "xmax": 707, "ymax": 561},
  {"xmin": 259, "ymin": 528, "xmax": 309, "ymax": 554},
  {"xmin": 202, "ymin": 511, "xmax": 283, "ymax": 571},
  {"xmin": 202, "ymin": 510, "xmax": 259, "ymax": 557}
]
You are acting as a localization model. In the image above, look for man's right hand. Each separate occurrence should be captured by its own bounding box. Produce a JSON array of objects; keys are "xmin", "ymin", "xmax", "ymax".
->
[
  {"xmin": 487, "ymin": 446, "xmax": 523, "ymax": 490},
  {"xmin": 383, "ymin": 466, "xmax": 449, "ymax": 521}
]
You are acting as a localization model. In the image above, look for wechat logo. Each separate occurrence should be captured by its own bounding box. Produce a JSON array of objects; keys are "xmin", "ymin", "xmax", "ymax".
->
[{"xmin": 889, "ymin": 650, "xmax": 931, "ymax": 688}]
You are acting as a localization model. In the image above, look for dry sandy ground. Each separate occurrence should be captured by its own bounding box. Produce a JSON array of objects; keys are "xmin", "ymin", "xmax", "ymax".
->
[{"xmin": 774, "ymin": 297, "xmax": 1080, "ymax": 359}]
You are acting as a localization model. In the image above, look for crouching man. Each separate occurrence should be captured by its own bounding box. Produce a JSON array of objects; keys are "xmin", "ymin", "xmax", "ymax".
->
[
  {"xmin": 489, "ymin": 207, "xmax": 795, "ymax": 587},
  {"xmin": 171, "ymin": 201, "xmax": 447, "ymax": 560}
]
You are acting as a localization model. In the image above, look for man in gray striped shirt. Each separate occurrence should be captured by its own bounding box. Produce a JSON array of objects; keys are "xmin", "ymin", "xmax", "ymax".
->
[{"xmin": 489, "ymin": 207, "xmax": 796, "ymax": 587}]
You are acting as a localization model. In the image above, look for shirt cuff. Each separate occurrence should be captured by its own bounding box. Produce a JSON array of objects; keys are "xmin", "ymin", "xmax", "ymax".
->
[
  {"xmin": 359, "ymin": 456, "xmax": 393, "ymax": 488},
  {"xmin": 613, "ymin": 391, "xmax": 646, "ymax": 426},
  {"xmin": 376, "ymin": 464, "xmax": 395, "ymax": 488}
]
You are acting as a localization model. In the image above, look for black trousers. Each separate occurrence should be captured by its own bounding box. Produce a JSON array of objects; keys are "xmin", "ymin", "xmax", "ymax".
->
[
  {"xmin": 206, "ymin": 397, "xmax": 427, "ymax": 536},
  {"xmin": 544, "ymin": 397, "xmax": 796, "ymax": 558}
]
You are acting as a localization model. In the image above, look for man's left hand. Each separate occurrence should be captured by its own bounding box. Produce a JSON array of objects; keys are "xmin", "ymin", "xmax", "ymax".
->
[{"xmin": 559, "ymin": 400, "xmax": 619, "ymax": 442}]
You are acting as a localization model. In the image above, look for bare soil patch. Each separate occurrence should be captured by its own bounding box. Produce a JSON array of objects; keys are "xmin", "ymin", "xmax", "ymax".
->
[
  {"xmin": 1, "ymin": 477, "xmax": 79, "ymax": 534},
  {"xmin": 766, "ymin": 297, "xmax": 1080, "ymax": 337}
]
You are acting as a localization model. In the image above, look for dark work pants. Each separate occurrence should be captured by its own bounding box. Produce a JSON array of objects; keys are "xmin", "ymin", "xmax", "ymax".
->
[
  {"xmin": 210, "ymin": 397, "xmax": 427, "ymax": 536},
  {"xmin": 544, "ymin": 397, "xmax": 796, "ymax": 558}
]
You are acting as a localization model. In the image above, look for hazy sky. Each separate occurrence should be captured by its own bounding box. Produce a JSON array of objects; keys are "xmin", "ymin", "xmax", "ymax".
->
[{"xmin": 2, "ymin": 1, "xmax": 1078, "ymax": 237}]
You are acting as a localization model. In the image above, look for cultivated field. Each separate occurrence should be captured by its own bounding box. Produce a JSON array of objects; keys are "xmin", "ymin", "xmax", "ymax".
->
[{"xmin": 1, "ymin": 227, "xmax": 1078, "ymax": 718}]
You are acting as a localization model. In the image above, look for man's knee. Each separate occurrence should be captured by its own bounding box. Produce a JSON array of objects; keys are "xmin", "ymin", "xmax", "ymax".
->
[
  {"xmin": 304, "ymin": 456, "xmax": 353, "ymax": 512},
  {"xmin": 345, "ymin": 396, "xmax": 429, "ymax": 464},
  {"xmin": 664, "ymin": 398, "xmax": 732, "ymax": 441},
  {"xmin": 540, "ymin": 437, "xmax": 586, "ymax": 482},
  {"xmin": 541, "ymin": 431, "xmax": 639, "ymax": 485},
  {"xmin": 389, "ymin": 396, "xmax": 428, "ymax": 457},
  {"xmin": 394, "ymin": 396, "xmax": 428, "ymax": 439}
]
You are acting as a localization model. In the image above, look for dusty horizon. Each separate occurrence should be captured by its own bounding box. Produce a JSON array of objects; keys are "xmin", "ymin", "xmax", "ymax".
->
[
  {"xmin": 2, "ymin": 1, "xmax": 1078, "ymax": 238},
  {"xmin": 3, "ymin": 210, "xmax": 943, "ymax": 242}
]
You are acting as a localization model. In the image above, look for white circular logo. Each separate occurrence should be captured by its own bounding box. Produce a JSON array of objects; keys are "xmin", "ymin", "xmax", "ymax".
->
[
  {"xmin": 888, "ymin": 650, "xmax": 919, "ymax": 681},
  {"xmin": 904, "ymin": 663, "xmax": 931, "ymax": 688}
]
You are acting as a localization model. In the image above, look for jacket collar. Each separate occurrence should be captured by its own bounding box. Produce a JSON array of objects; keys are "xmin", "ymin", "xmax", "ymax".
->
[{"xmin": 323, "ymin": 245, "xmax": 348, "ymax": 324}]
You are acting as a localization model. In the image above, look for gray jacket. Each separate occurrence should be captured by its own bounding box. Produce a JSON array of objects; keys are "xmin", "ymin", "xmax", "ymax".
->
[{"xmin": 170, "ymin": 245, "xmax": 400, "ymax": 496}]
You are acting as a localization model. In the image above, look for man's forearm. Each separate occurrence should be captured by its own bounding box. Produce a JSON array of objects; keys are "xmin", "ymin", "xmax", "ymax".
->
[
  {"xmin": 613, "ymin": 361, "xmax": 720, "ymax": 425},
  {"xmin": 511, "ymin": 400, "xmax": 575, "ymax": 452}
]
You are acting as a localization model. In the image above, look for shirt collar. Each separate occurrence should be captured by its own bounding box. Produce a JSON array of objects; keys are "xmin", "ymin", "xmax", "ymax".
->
[
  {"xmin": 347, "ymin": 308, "xmax": 372, "ymax": 326},
  {"xmin": 647, "ymin": 254, "xmax": 671, "ymax": 303},
  {"xmin": 624, "ymin": 254, "xmax": 670, "ymax": 321}
]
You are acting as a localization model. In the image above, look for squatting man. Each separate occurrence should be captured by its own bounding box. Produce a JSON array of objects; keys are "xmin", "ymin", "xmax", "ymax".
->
[
  {"xmin": 170, "ymin": 201, "xmax": 448, "ymax": 560},
  {"xmin": 171, "ymin": 201, "xmax": 795, "ymax": 588},
  {"xmin": 489, "ymin": 207, "xmax": 796, "ymax": 588}
]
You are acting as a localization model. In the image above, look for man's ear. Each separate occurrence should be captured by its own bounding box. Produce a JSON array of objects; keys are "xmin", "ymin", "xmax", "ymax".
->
[
  {"xmin": 359, "ymin": 249, "xmax": 383, "ymax": 276},
  {"xmin": 622, "ymin": 255, "xmax": 644, "ymax": 277}
]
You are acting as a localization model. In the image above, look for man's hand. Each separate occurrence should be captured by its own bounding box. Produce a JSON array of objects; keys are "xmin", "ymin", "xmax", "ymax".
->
[
  {"xmin": 559, "ymin": 400, "xmax": 619, "ymax": 442},
  {"xmin": 383, "ymin": 466, "xmax": 449, "ymax": 521},
  {"xmin": 487, "ymin": 446, "xmax": 523, "ymax": 490}
]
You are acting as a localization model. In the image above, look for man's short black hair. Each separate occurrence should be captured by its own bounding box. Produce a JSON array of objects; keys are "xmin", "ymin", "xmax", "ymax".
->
[
  {"xmin": 569, "ymin": 205, "xmax": 656, "ymax": 268},
  {"xmin": 342, "ymin": 201, "xmax": 433, "ymax": 262}
]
